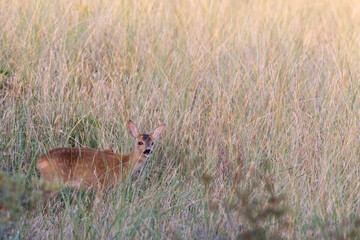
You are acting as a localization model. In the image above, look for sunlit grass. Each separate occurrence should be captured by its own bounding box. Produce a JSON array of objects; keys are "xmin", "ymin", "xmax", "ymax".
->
[{"xmin": 1, "ymin": 0, "xmax": 360, "ymax": 238}]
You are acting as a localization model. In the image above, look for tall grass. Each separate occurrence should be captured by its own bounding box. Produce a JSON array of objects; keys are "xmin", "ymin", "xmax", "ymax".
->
[{"xmin": 1, "ymin": 0, "xmax": 360, "ymax": 238}]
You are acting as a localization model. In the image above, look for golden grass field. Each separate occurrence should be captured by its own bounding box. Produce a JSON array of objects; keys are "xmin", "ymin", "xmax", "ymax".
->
[{"xmin": 1, "ymin": 0, "xmax": 360, "ymax": 238}]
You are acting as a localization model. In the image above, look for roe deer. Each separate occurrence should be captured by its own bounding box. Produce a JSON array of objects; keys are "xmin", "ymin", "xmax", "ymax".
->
[{"xmin": 37, "ymin": 120, "xmax": 166, "ymax": 195}]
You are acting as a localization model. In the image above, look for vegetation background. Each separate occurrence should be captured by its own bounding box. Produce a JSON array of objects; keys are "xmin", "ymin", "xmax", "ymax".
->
[{"xmin": 1, "ymin": 0, "xmax": 360, "ymax": 239}]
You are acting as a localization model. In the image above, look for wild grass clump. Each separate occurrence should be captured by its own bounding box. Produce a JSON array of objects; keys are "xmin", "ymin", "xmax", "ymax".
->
[{"xmin": 1, "ymin": 0, "xmax": 360, "ymax": 238}]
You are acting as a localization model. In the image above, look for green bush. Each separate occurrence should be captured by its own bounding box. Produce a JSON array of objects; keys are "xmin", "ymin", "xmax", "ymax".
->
[{"xmin": 0, "ymin": 171, "xmax": 58, "ymax": 238}]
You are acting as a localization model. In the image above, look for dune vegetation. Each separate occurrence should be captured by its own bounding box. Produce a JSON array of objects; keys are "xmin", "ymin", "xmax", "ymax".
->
[{"xmin": 1, "ymin": 0, "xmax": 360, "ymax": 238}]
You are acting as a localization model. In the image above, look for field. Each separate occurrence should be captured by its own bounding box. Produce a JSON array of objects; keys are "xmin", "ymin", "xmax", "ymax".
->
[{"xmin": 1, "ymin": 0, "xmax": 360, "ymax": 239}]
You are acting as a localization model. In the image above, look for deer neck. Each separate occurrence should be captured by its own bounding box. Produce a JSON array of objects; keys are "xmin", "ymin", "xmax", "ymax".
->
[{"xmin": 125, "ymin": 150, "xmax": 142, "ymax": 171}]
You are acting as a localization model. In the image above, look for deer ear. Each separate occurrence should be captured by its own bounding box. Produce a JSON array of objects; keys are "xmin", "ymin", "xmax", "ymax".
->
[
  {"xmin": 151, "ymin": 123, "xmax": 166, "ymax": 139},
  {"xmin": 128, "ymin": 120, "xmax": 139, "ymax": 138}
]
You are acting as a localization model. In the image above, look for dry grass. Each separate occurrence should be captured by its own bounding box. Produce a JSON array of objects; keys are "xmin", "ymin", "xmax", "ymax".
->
[{"xmin": 1, "ymin": 0, "xmax": 360, "ymax": 238}]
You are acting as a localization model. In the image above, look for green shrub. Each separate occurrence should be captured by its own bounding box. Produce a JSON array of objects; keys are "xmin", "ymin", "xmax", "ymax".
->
[{"xmin": 0, "ymin": 171, "xmax": 58, "ymax": 238}]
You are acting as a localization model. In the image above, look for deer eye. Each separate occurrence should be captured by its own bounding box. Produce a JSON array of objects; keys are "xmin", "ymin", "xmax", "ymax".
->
[
  {"xmin": 138, "ymin": 142, "xmax": 143, "ymax": 145},
  {"xmin": 151, "ymin": 142, "xmax": 154, "ymax": 145}
]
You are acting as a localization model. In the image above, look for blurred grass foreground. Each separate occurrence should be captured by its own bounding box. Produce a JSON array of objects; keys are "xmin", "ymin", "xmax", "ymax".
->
[{"xmin": 1, "ymin": 0, "xmax": 360, "ymax": 238}]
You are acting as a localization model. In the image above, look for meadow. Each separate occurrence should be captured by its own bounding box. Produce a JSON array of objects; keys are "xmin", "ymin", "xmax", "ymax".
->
[{"xmin": 1, "ymin": 0, "xmax": 360, "ymax": 238}]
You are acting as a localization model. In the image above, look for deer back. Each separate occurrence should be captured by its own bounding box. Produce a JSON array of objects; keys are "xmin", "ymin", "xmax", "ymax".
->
[{"xmin": 37, "ymin": 148, "xmax": 129, "ymax": 188}]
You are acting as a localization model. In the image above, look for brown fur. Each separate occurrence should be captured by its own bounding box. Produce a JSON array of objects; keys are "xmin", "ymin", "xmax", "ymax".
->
[
  {"xmin": 37, "ymin": 147, "xmax": 131, "ymax": 189},
  {"xmin": 37, "ymin": 120, "xmax": 166, "ymax": 194}
]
